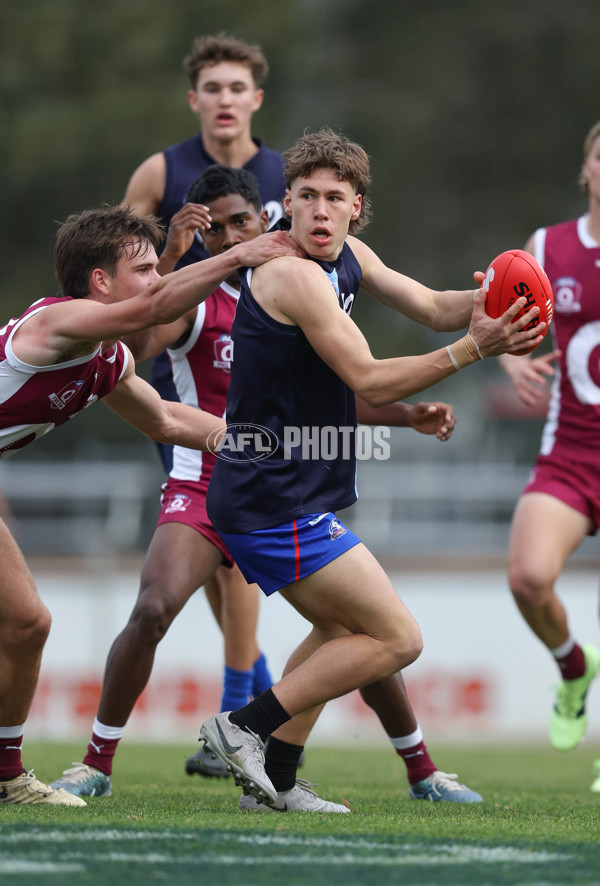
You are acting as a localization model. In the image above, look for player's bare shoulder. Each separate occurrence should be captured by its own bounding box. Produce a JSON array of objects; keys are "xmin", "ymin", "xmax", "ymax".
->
[
  {"xmin": 252, "ymin": 255, "xmax": 331, "ymax": 325},
  {"xmin": 253, "ymin": 254, "xmax": 321, "ymax": 288},
  {"xmin": 124, "ymin": 152, "xmax": 167, "ymax": 214}
]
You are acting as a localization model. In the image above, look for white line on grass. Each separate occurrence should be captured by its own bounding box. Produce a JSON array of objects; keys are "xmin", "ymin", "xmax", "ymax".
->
[
  {"xmin": 2, "ymin": 862, "xmax": 84, "ymax": 873},
  {"xmin": 0, "ymin": 828, "xmax": 575, "ymax": 864},
  {"xmin": 0, "ymin": 828, "xmax": 573, "ymax": 870}
]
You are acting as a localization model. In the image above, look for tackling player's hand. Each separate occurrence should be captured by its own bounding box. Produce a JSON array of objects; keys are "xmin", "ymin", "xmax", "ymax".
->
[
  {"xmin": 233, "ymin": 230, "xmax": 307, "ymax": 267},
  {"xmin": 409, "ymin": 401, "xmax": 456, "ymax": 441}
]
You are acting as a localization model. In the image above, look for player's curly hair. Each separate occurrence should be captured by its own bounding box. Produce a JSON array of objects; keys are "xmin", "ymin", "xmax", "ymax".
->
[
  {"xmin": 282, "ymin": 128, "xmax": 372, "ymax": 234},
  {"xmin": 187, "ymin": 165, "xmax": 262, "ymax": 213},
  {"xmin": 183, "ymin": 33, "xmax": 269, "ymax": 89},
  {"xmin": 578, "ymin": 120, "xmax": 600, "ymax": 193},
  {"xmin": 55, "ymin": 204, "xmax": 164, "ymax": 299}
]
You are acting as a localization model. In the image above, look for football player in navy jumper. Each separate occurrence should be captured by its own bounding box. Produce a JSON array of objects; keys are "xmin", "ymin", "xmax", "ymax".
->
[
  {"xmin": 199, "ymin": 128, "xmax": 545, "ymax": 811},
  {"xmin": 123, "ymin": 33, "xmax": 285, "ymax": 473}
]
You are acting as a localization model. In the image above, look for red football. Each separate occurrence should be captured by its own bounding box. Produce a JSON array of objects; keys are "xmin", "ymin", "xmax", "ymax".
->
[{"xmin": 482, "ymin": 249, "xmax": 554, "ymax": 355}]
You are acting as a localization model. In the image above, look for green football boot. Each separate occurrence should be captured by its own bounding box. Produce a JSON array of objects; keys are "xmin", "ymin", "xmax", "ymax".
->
[{"xmin": 550, "ymin": 644, "xmax": 600, "ymax": 751}]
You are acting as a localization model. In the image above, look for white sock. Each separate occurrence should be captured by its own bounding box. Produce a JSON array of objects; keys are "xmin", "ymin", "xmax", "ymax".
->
[
  {"xmin": 0, "ymin": 725, "xmax": 25, "ymax": 739},
  {"xmin": 92, "ymin": 718, "xmax": 126, "ymax": 740},
  {"xmin": 550, "ymin": 636, "xmax": 576, "ymax": 659},
  {"xmin": 388, "ymin": 725, "xmax": 423, "ymax": 750}
]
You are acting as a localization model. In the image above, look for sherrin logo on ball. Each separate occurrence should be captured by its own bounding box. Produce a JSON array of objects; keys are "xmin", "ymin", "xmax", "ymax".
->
[{"xmin": 482, "ymin": 249, "xmax": 554, "ymax": 355}]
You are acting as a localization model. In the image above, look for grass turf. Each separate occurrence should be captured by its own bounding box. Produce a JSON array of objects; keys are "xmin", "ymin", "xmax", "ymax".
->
[{"xmin": 1, "ymin": 742, "xmax": 599, "ymax": 885}]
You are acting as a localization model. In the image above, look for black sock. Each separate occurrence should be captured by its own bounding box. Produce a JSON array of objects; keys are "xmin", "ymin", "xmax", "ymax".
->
[
  {"xmin": 265, "ymin": 736, "xmax": 304, "ymax": 792},
  {"xmin": 228, "ymin": 688, "xmax": 291, "ymax": 743}
]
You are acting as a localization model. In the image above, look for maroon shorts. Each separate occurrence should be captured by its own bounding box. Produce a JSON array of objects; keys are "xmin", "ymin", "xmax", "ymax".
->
[
  {"xmin": 155, "ymin": 478, "xmax": 233, "ymax": 566},
  {"xmin": 523, "ymin": 452, "xmax": 600, "ymax": 535}
]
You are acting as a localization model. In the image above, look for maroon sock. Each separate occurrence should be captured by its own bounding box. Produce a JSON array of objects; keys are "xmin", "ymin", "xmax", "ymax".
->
[
  {"xmin": 82, "ymin": 732, "xmax": 121, "ymax": 777},
  {"xmin": 555, "ymin": 643, "xmax": 586, "ymax": 680},
  {"xmin": 0, "ymin": 733, "xmax": 24, "ymax": 781},
  {"xmin": 395, "ymin": 740, "xmax": 436, "ymax": 786}
]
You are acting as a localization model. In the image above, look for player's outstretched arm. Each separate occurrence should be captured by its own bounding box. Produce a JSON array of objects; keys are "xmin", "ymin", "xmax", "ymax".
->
[
  {"xmin": 355, "ymin": 397, "xmax": 456, "ymax": 441},
  {"xmin": 15, "ymin": 230, "xmax": 305, "ymax": 368},
  {"xmin": 122, "ymin": 310, "xmax": 195, "ymax": 364},
  {"xmin": 253, "ymin": 257, "xmax": 543, "ymax": 407},
  {"xmin": 102, "ymin": 358, "xmax": 225, "ymax": 450},
  {"xmin": 349, "ymin": 237, "xmax": 476, "ymax": 332}
]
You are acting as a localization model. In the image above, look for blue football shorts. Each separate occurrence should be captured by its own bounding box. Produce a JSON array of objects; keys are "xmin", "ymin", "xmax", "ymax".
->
[{"xmin": 218, "ymin": 512, "xmax": 361, "ymax": 596}]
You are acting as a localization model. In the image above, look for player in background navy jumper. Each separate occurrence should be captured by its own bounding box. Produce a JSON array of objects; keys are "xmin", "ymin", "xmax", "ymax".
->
[
  {"xmin": 123, "ymin": 34, "xmax": 285, "ymax": 473},
  {"xmin": 199, "ymin": 129, "xmax": 545, "ymax": 811}
]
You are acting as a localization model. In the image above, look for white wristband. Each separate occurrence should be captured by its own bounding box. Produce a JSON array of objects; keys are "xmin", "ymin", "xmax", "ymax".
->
[{"xmin": 466, "ymin": 332, "xmax": 483, "ymax": 361}]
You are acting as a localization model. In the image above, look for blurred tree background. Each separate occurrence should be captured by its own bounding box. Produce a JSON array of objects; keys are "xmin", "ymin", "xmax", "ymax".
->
[{"xmin": 1, "ymin": 0, "xmax": 598, "ymax": 467}]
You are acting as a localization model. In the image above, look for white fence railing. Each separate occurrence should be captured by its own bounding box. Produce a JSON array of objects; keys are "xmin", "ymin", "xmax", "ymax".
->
[
  {"xmin": 1, "ymin": 458, "xmax": 598, "ymax": 560},
  {"xmin": 0, "ymin": 460, "xmax": 163, "ymax": 555}
]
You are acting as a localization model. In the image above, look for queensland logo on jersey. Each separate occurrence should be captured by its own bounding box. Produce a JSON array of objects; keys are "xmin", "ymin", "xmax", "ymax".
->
[
  {"xmin": 48, "ymin": 379, "xmax": 84, "ymax": 410},
  {"xmin": 163, "ymin": 493, "xmax": 191, "ymax": 514},
  {"xmin": 553, "ymin": 276, "xmax": 582, "ymax": 314},
  {"xmin": 207, "ymin": 423, "xmax": 279, "ymax": 462},
  {"xmin": 328, "ymin": 517, "xmax": 347, "ymax": 540},
  {"xmin": 213, "ymin": 334, "xmax": 233, "ymax": 373}
]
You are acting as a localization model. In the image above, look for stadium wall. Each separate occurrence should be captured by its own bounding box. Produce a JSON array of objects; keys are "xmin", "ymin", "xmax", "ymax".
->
[{"xmin": 28, "ymin": 561, "xmax": 600, "ymax": 745}]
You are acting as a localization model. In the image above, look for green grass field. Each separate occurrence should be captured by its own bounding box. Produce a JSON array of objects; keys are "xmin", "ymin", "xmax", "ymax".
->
[{"xmin": 2, "ymin": 742, "xmax": 599, "ymax": 885}]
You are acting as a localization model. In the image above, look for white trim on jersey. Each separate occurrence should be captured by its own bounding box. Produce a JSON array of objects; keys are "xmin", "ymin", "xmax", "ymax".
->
[
  {"xmin": 0, "ymin": 304, "xmax": 123, "ymax": 408},
  {"xmin": 0, "ymin": 421, "xmax": 56, "ymax": 455},
  {"xmin": 532, "ymin": 227, "xmax": 546, "ymax": 267},
  {"xmin": 218, "ymin": 280, "xmax": 241, "ymax": 302},
  {"xmin": 168, "ymin": 281, "xmax": 239, "ymax": 482},
  {"xmin": 540, "ymin": 366, "xmax": 561, "ymax": 456},
  {"xmin": 169, "ymin": 318, "xmax": 204, "ymax": 481},
  {"xmin": 6, "ymin": 304, "xmax": 102, "ymax": 375},
  {"xmin": 0, "ymin": 358, "xmax": 38, "ymax": 406},
  {"xmin": 578, "ymin": 213, "xmax": 599, "ymax": 249},
  {"xmin": 168, "ymin": 302, "xmax": 206, "ymax": 360},
  {"xmin": 533, "ymin": 225, "xmax": 559, "ymax": 455}
]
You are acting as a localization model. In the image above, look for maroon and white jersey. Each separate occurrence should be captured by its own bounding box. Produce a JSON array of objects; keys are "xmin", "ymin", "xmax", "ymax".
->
[
  {"xmin": 532, "ymin": 215, "xmax": 600, "ymax": 459},
  {"xmin": 0, "ymin": 297, "xmax": 129, "ymax": 459},
  {"xmin": 168, "ymin": 282, "xmax": 238, "ymax": 485}
]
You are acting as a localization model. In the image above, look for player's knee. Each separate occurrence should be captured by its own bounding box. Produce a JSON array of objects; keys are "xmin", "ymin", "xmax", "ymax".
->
[
  {"xmin": 400, "ymin": 624, "xmax": 423, "ymax": 668},
  {"xmin": 385, "ymin": 621, "xmax": 423, "ymax": 673},
  {"xmin": 404, "ymin": 627, "xmax": 424, "ymax": 667},
  {"xmin": 509, "ymin": 562, "xmax": 551, "ymax": 607},
  {"xmin": 130, "ymin": 593, "xmax": 178, "ymax": 643},
  {"xmin": 7, "ymin": 601, "xmax": 51, "ymax": 654}
]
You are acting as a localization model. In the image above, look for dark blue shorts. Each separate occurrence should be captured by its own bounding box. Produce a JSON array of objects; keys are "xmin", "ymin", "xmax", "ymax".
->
[{"xmin": 218, "ymin": 512, "xmax": 361, "ymax": 596}]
